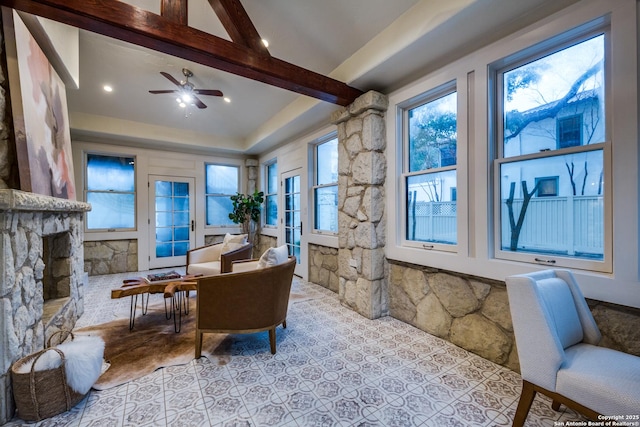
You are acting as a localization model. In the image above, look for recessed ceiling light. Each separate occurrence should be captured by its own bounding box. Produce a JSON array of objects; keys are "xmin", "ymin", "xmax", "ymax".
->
[
  {"xmin": 224, "ymin": 97, "xmax": 231, "ymax": 103},
  {"xmin": 261, "ymin": 39, "xmax": 269, "ymax": 48},
  {"xmin": 103, "ymin": 85, "xmax": 113, "ymax": 92}
]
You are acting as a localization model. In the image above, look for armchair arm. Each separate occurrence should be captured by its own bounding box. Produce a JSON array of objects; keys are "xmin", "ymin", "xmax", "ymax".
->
[
  {"xmin": 231, "ymin": 259, "xmax": 260, "ymax": 273},
  {"xmin": 220, "ymin": 243, "xmax": 253, "ymax": 273},
  {"xmin": 187, "ymin": 243, "xmax": 222, "ymax": 265}
]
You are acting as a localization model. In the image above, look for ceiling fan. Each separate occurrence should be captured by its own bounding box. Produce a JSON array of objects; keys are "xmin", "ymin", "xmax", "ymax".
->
[{"xmin": 149, "ymin": 68, "xmax": 223, "ymax": 109}]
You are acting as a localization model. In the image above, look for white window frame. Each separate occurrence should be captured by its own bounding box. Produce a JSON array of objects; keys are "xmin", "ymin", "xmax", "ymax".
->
[
  {"xmin": 312, "ymin": 134, "xmax": 339, "ymax": 236},
  {"xmin": 84, "ymin": 152, "xmax": 137, "ymax": 232},
  {"xmin": 204, "ymin": 163, "xmax": 240, "ymax": 228},
  {"xmin": 386, "ymin": 0, "xmax": 638, "ymax": 309},
  {"xmin": 263, "ymin": 160, "xmax": 278, "ymax": 228},
  {"xmin": 400, "ymin": 81, "xmax": 459, "ymax": 253},
  {"xmin": 491, "ymin": 26, "xmax": 612, "ymax": 273}
]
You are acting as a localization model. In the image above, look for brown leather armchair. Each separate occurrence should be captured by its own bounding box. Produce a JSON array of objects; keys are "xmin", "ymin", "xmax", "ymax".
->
[{"xmin": 195, "ymin": 256, "xmax": 296, "ymax": 356}]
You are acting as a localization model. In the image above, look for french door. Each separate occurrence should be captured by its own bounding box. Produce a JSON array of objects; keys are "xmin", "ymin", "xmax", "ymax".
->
[
  {"xmin": 282, "ymin": 170, "xmax": 306, "ymax": 277},
  {"xmin": 148, "ymin": 175, "xmax": 195, "ymax": 269}
]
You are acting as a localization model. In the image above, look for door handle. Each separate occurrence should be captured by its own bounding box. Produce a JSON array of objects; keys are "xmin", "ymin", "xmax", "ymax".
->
[{"xmin": 191, "ymin": 220, "xmax": 195, "ymax": 232}]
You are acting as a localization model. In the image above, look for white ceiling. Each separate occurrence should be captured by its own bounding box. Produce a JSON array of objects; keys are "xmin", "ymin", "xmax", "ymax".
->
[{"xmin": 65, "ymin": 0, "xmax": 580, "ymax": 156}]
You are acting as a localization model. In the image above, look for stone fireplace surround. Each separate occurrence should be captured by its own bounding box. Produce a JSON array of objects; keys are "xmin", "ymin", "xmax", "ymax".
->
[{"xmin": 0, "ymin": 189, "xmax": 90, "ymax": 424}]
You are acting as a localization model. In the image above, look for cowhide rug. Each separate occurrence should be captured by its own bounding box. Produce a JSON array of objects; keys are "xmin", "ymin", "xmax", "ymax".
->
[{"xmin": 76, "ymin": 292, "xmax": 312, "ymax": 390}]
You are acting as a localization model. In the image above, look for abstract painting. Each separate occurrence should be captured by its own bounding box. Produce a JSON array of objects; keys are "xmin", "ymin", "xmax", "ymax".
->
[{"xmin": 13, "ymin": 13, "xmax": 76, "ymax": 200}]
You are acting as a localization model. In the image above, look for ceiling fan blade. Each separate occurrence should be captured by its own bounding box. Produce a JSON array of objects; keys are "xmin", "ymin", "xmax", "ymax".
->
[
  {"xmin": 193, "ymin": 95, "xmax": 207, "ymax": 109},
  {"xmin": 194, "ymin": 89, "xmax": 223, "ymax": 97},
  {"xmin": 160, "ymin": 71, "xmax": 182, "ymax": 87},
  {"xmin": 149, "ymin": 90, "xmax": 178, "ymax": 94}
]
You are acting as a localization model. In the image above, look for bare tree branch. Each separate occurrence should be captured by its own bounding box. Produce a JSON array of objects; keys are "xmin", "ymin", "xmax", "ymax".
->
[{"xmin": 505, "ymin": 60, "xmax": 603, "ymax": 142}]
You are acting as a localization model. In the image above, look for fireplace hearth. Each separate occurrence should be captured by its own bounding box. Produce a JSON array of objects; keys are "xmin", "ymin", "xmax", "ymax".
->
[{"xmin": 0, "ymin": 190, "xmax": 90, "ymax": 424}]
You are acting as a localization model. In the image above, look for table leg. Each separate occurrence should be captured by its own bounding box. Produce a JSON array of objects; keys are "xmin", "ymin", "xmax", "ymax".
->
[
  {"xmin": 172, "ymin": 291, "xmax": 183, "ymax": 333},
  {"xmin": 141, "ymin": 292, "xmax": 150, "ymax": 314},
  {"xmin": 129, "ymin": 294, "xmax": 138, "ymax": 330}
]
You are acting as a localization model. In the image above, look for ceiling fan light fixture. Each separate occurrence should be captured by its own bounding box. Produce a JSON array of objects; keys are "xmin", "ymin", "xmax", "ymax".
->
[
  {"xmin": 103, "ymin": 84, "xmax": 113, "ymax": 92},
  {"xmin": 150, "ymin": 69, "xmax": 221, "ymax": 110}
]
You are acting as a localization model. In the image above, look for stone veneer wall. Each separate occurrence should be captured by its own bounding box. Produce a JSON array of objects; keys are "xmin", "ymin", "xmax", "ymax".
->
[
  {"xmin": 0, "ymin": 190, "xmax": 90, "ymax": 424},
  {"xmin": 309, "ymin": 243, "xmax": 339, "ymax": 292},
  {"xmin": 84, "ymin": 239, "xmax": 137, "ymax": 276},
  {"xmin": 256, "ymin": 234, "xmax": 276, "ymax": 259},
  {"xmin": 389, "ymin": 260, "xmax": 518, "ymax": 370},
  {"xmin": 589, "ymin": 301, "xmax": 640, "ymax": 357},
  {"xmin": 388, "ymin": 259, "xmax": 640, "ymax": 372},
  {"xmin": 204, "ymin": 234, "xmax": 223, "ymax": 246}
]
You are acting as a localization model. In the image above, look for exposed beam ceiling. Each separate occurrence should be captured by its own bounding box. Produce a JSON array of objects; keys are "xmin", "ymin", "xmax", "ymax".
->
[
  {"xmin": 161, "ymin": 0, "xmax": 188, "ymax": 26},
  {"xmin": 0, "ymin": 0, "xmax": 364, "ymax": 105},
  {"xmin": 208, "ymin": 0, "xmax": 269, "ymax": 55}
]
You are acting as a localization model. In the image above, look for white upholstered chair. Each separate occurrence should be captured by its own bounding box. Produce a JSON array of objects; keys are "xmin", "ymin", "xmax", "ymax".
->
[
  {"xmin": 505, "ymin": 269, "xmax": 640, "ymax": 426},
  {"xmin": 186, "ymin": 234, "xmax": 252, "ymax": 276}
]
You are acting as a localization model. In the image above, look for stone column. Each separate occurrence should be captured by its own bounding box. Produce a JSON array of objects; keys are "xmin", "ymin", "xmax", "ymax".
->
[
  {"xmin": 331, "ymin": 91, "xmax": 388, "ymax": 319},
  {"xmin": 245, "ymin": 158, "xmax": 258, "ymax": 195}
]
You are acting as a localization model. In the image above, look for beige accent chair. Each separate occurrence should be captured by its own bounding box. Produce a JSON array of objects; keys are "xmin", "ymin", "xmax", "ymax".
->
[
  {"xmin": 506, "ymin": 269, "xmax": 640, "ymax": 427},
  {"xmin": 186, "ymin": 238, "xmax": 252, "ymax": 276},
  {"xmin": 195, "ymin": 256, "xmax": 296, "ymax": 356}
]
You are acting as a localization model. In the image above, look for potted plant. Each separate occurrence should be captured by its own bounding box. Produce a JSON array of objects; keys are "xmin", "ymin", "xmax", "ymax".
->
[{"xmin": 229, "ymin": 190, "xmax": 265, "ymax": 251}]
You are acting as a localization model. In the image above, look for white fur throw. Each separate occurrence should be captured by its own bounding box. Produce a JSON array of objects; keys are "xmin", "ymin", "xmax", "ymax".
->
[{"xmin": 15, "ymin": 335, "xmax": 105, "ymax": 394}]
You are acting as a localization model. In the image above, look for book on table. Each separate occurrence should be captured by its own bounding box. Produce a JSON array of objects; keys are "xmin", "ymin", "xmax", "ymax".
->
[{"xmin": 144, "ymin": 271, "xmax": 182, "ymax": 284}]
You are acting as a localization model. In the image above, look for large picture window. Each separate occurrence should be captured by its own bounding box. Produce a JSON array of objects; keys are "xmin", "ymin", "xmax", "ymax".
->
[
  {"xmin": 85, "ymin": 153, "xmax": 135, "ymax": 230},
  {"xmin": 404, "ymin": 86, "xmax": 457, "ymax": 246},
  {"xmin": 264, "ymin": 162, "xmax": 278, "ymax": 226},
  {"xmin": 495, "ymin": 32, "xmax": 607, "ymax": 267},
  {"xmin": 313, "ymin": 138, "xmax": 338, "ymax": 233},
  {"xmin": 205, "ymin": 164, "xmax": 239, "ymax": 226}
]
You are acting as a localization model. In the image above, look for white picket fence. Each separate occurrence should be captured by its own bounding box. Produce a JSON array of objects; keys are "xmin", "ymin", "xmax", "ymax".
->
[
  {"xmin": 407, "ymin": 201, "xmax": 457, "ymax": 244},
  {"xmin": 500, "ymin": 195, "xmax": 604, "ymax": 256},
  {"xmin": 407, "ymin": 195, "xmax": 604, "ymax": 257}
]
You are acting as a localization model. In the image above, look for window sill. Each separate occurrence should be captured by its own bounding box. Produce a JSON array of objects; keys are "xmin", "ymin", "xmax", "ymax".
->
[{"xmin": 307, "ymin": 232, "xmax": 338, "ymax": 249}]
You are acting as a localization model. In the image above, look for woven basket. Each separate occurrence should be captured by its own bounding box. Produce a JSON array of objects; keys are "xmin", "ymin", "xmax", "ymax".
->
[{"xmin": 10, "ymin": 331, "xmax": 86, "ymax": 421}]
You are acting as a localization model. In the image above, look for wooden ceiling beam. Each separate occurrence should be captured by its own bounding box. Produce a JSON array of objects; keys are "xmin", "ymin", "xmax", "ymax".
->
[
  {"xmin": 207, "ymin": 0, "xmax": 269, "ymax": 56},
  {"xmin": 161, "ymin": 0, "xmax": 187, "ymax": 26},
  {"xmin": 0, "ymin": 0, "xmax": 363, "ymax": 106}
]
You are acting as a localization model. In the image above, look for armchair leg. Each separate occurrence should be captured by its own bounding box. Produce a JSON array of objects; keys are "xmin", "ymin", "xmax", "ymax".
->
[
  {"xmin": 269, "ymin": 327, "xmax": 276, "ymax": 354},
  {"xmin": 552, "ymin": 400, "xmax": 561, "ymax": 411},
  {"xmin": 513, "ymin": 380, "xmax": 536, "ymax": 427},
  {"xmin": 195, "ymin": 330, "xmax": 203, "ymax": 358},
  {"xmin": 282, "ymin": 319, "xmax": 287, "ymax": 329}
]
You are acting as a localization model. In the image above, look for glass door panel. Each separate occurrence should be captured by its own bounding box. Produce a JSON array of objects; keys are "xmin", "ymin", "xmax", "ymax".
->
[
  {"xmin": 149, "ymin": 176, "xmax": 195, "ymax": 269},
  {"xmin": 282, "ymin": 171, "xmax": 305, "ymax": 276},
  {"xmin": 284, "ymin": 175, "xmax": 301, "ymax": 262}
]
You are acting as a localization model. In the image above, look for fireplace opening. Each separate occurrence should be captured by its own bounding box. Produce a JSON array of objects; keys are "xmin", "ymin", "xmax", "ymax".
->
[{"xmin": 41, "ymin": 231, "xmax": 72, "ymax": 323}]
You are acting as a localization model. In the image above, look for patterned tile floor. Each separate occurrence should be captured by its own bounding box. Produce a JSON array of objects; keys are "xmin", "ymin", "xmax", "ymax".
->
[{"xmin": 5, "ymin": 269, "xmax": 589, "ymax": 427}]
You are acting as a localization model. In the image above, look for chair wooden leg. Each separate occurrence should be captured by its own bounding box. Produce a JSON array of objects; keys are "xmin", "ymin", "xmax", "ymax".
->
[
  {"xmin": 552, "ymin": 400, "xmax": 561, "ymax": 411},
  {"xmin": 513, "ymin": 380, "xmax": 537, "ymax": 427},
  {"xmin": 282, "ymin": 319, "xmax": 286, "ymax": 329},
  {"xmin": 269, "ymin": 327, "xmax": 276, "ymax": 354},
  {"xmin": 195, "ymin": 330, "xmax": 203, "ymax": 358}
]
